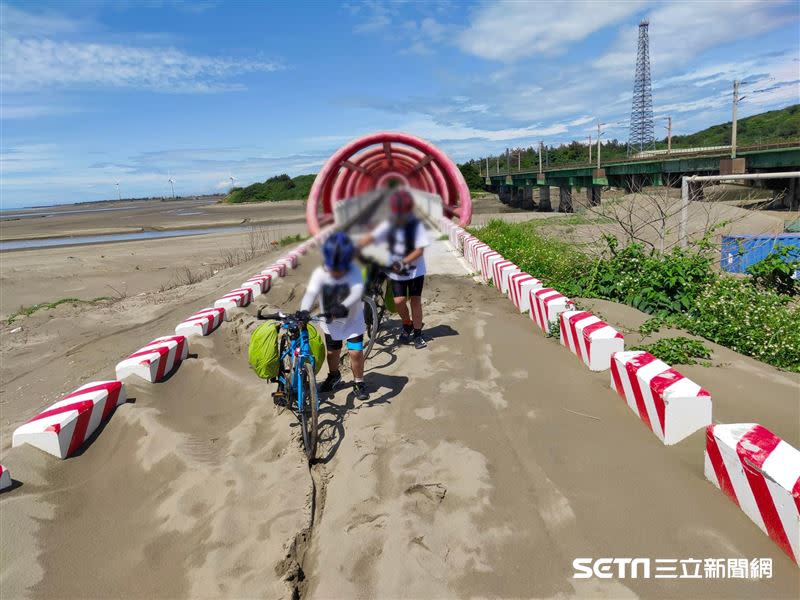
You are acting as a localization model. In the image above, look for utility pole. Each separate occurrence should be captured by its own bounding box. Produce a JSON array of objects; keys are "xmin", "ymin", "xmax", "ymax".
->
[
  {"xmin": 666, "ymin": 116, "xmax": 672, "ymax": 154},
  {"xmin": 588, "ymin": 135, "xmax": 592, "ymax": 165},
  {"xmin": 517, "ymin": 149, "xmax": 521, "ymax": 171},
  {"xmin": 505, "ymin": 148, "xmax": 510, "ymax": 173},
  {"xmin": 731, "ymin": 79, "xmax": 740, "ymax": 159},
  {"xmin": 538, "ymin": 141, "xmax": 543, "ymax": 174},
  {"xmin": 485, "ymin": 157, "xmax": 489, "ymax": 177},
  {"xmin": 496, "ymin": 156, "xmax": 499, "ymax": 174},
  {"xmin": 597, "ymin": 122, "xmax": 605, "ymax": 170}
]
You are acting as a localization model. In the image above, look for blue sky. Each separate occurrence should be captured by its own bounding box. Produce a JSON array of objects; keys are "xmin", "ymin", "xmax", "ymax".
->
[{"xmin": 1, "ymin": 0, "xmax": 798, "ymax": 208}]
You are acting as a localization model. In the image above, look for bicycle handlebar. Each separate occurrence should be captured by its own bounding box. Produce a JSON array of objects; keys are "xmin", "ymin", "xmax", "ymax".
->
[
  {"xmin": 357, "ymin": 252, "xmax": 411, "ymax": 276},
  {"xmin": 256, "ymin": 308, "xmax": 330, "ymax": 323}
]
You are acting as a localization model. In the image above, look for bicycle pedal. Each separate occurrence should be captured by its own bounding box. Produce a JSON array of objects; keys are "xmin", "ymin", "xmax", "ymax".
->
[{"xmin": 272, "ymin": 391, "xmax": 288, "ymax": 407}]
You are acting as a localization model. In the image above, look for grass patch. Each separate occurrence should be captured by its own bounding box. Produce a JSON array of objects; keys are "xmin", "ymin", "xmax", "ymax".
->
[
  {"xmin": 472, "ymin": 220, "xmax": 800, "ymax": 372},
  {"xmin": 632, "ymin": 337, "xmax": 712, "ymax": 366},
  {"xmin": 7, "ymin": 296, "xmax": 113, "ymax": 324},
  {"xmin": 278, "ymin": 233, "xmax": 306, "ymax": 247}
]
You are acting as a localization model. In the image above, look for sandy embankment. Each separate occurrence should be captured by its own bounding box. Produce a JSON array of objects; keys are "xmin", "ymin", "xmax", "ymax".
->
[{"xmin": 0, "ymin": 205, "xmax": 798, "ymax": 598}]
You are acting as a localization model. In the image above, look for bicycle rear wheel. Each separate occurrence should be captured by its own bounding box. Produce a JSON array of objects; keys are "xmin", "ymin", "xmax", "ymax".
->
[
  {"xmin": 299, "ymin": 362, "xmax": 319, "ymax": 462},
  {"xmin": 362, "ymin": 296, "xmax": 379, "ymax": 360}
]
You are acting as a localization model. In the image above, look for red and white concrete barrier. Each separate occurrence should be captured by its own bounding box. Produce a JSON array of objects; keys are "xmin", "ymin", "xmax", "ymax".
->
[
  {"xmin": 455, "ymin": 231, "xmax": 472, "ymax": 254},
  {"xmin": 462, "ymin": 238, "xmax": 483, "ymax": 270},
  {"xmin": 214, "ymin": 288, "xmax": 253, "ymax": 312},
  {"xmin": 491, "ymin": 260, "xmax": 520, "ymax": 294},
  {"xmin": 175, "ymin": 307, "xmax": 226, "ymax": 337},
  {"xmin": 241, "ymin": 274, "xmax": 272, "ymax": 298},
  {"xmin": 0, "ymin": 464, "xmax": 12, "ymax": 490},
  {"xmin": 470, "ymin": 243, "xmax": 492, "ymax": 273},
  {"xmin": 263, "ymin": 263, "xmax": 287, "ymax": 278},
  {"xmin": 560, "ymin": 310, "xmax": 624, "ymax": 371},
  {"xmin": 508, "ymin": 272, "xmax": 542, "ymax": 313},
  {"xmin": 479, "ymin": 249, "xmax": 503, "ymax": 282},
  {"xmin": 116, "ymin": 335, "xmax": 189, "ymax": 383},
  {"xmin": 277, "ymin": 256, "xmax": 296, "ymax": 271},
  {"xmin": 610, "ymin": 351, "xmax": 711, "ymax": 445},
  {"xmin": 705, "ymin": 423, "xmax": 800, "ymax": 565},
  {"xmin": 530, "ymin": 287, "xmax": 574, "ymax": 333},
  {"xmin": 12, "ymin": 381, "xmax": 126, "ymax": 459}
]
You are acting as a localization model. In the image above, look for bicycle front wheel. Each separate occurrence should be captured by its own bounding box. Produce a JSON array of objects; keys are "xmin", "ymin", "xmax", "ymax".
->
[
  {"xmin": 299, "ymin": 362, "xmax": 319, "ymax": 462},
  {"xmin": 362, "ymin": 296, "xmax": 379, "ymax": 360}
]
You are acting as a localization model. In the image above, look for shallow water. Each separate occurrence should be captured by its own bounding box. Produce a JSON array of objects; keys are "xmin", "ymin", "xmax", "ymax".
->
[{"xmin": 0, "ymin": 226, "xmax": 246, "ymax": 251}]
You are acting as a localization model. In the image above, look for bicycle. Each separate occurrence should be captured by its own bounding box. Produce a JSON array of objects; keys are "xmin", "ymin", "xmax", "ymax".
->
[
  {"xmin": 339, "ymin": 255, "xmax": 410, "ymax": 368},
  {"xmin": 257, "ymin": 308, "xmax": 327, "ymax": 462}
]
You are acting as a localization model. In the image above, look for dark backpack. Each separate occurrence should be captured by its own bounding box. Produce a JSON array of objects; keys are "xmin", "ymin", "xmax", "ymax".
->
[{"xmin": 388, "ymin": 217, "xmax": 418, "ymax": 257}]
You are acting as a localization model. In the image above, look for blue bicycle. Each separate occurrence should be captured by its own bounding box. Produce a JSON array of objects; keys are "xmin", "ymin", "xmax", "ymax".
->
[{"xmin": 257, "ymin": 308, "xmax": 326, "ymax": 462}]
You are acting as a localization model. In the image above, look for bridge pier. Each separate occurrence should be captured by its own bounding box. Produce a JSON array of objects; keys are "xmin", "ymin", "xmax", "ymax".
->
[
  {"xmin": 522, "ymin": 187, "xmax": 535, "ymax": 210},
  {"xmin": 790, "ymin": 178, "xmax": 800, "ymax": 211},
  {"xmin": 538, "ymin": 186, "xmax": 552, "ymax": 212},
  {"xmin": 558, "ymin": 186, "xmax": 573, "ymax": 213},
  {"xmin": 586, "ymin": 186, "xmax": 601, "ymax": 207},
  {"xmin": 498, "ymin": 186, "xmax": 512, "ymax": 205}
]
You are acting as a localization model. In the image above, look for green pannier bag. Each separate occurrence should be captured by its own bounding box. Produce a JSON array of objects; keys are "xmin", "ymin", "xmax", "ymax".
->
[
  {"xmin": 362, "ymin": 266, "xmax": 396, "ymax": 313},
  {"xmin": 248, "ymin": 321, "xmax": 326, "ymax": 379}
]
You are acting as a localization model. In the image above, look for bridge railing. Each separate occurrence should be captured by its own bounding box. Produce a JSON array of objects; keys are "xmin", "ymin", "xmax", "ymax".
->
[{"xmin": 487, "ymin": 138, "xmax": 800, "ymax": 178}]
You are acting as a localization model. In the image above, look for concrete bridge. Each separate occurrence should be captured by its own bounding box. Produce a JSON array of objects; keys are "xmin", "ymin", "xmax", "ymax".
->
[{"xmin": 485, "ymin": 141, "xmax": 800, "ymax": 212}]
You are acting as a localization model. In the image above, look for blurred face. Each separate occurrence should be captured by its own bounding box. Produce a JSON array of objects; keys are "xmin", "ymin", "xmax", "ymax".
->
[{"xmin": 331, "ymin": 268, "xmax": 347, "ymax": 279}]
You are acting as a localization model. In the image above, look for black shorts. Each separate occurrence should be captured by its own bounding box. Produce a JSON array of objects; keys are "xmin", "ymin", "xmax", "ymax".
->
[
  {"xmin": 324, "ymin": 334, "xmax": 364, "ymax": 351},
  {"xmin": 391, "ymin": 275, "xmax": 425, "ymax": 298}
]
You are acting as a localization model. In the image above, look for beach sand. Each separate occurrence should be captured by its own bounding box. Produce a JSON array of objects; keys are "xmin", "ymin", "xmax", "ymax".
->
[{"xmin": 1, "ymin": 199, "xmax": 798, "ymax": 598}]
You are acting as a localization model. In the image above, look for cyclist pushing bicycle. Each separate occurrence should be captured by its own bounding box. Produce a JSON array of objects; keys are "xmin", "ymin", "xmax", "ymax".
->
[
  {"xmin": 300, "ymin": 231, "xmax": 370, "ymax": 401},
  {"xmin": 359, "ymin": 188, "xmax": 431, "ymax": 349}
]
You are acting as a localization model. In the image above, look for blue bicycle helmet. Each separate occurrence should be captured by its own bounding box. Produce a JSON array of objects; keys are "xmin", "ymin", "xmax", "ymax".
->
[{"xmin": 322, "ymin": 231, "xmax": 355, "ymax": 271}]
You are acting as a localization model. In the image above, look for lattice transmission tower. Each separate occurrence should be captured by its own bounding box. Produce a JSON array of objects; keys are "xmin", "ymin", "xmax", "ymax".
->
[{"xmin": 627, "ymin": 20, "xmax": 655, "ymax": 155}]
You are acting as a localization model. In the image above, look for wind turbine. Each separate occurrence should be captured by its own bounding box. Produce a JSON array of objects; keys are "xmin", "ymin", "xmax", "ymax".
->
[
  {"xmin": 229, "ymin": 174, "xmax": 236, "ymax": 189},
  {"xmin": 168, "ymin": 174, "xmax": 175, "ymax": 199},
  {"xmin": 115, "ymin": 181, "xmax": 121, "ymax": 201}
]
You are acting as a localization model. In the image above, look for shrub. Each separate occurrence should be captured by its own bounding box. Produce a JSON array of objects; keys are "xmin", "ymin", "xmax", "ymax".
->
[
  {"xmin": 682, "ymin": 277, "xmax": 800, "ymax": 371},
  {"xmin": 631, "ymin": 337, "xmax": 711, "ymax": 366},
  {"xmin": 581, "ymin": 240, "xmax": 714, "ymax": 316},
  {"xmin": 746, "ymin": 244, "xmax": 799, "ymax": 296}
]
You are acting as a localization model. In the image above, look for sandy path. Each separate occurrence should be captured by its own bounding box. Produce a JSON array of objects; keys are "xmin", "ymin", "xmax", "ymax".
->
[
  {"xmin": 302, "ymin": 242, "xmax": 799, "ymax": 599},
  {"xmin": 0, "ymin": 234, "xmax": 797, "ymax": 599}
]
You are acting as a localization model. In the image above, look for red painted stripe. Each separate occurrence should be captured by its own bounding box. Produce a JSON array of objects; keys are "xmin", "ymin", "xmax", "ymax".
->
[
  {"xmin": 793, "ymin": 478, "xmax": 800, "ymax": 517},
  {"xmin": 541, "ymin": 291, "xmax": 563, "ymax": 331},
  {"xmin": 706, "ymin": 426, "xmax": 739, "ymax": 506},
  {"xmin": 31, "ymin": 398, "xmax": 95, "ymax": 457},
  {"xmin": 740, "ymin": 453, "xmax": 796, "ymax": 562},
  {"xmin": 648, "ymin": 368, "xmax": 684, "ymax": 438},
  {"xmin": 127, "ymin": 345, "xmax": 171, "ymax": 381},
  {"xmin": 568, "ymin": 312, "xmax": 593, "ymax": 361},
  {"xmin": 624, "ymin": 353, "xmax": 657, "ymax": 430},
  {"xmin": 582, "ymin": 320, "xmax": 608, "ymax": 365},
  {"xmin": 64, "ymin": 382, "xmax": 122, "ymax": 422}
]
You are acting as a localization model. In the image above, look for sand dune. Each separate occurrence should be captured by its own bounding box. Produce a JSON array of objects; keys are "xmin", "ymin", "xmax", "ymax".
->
[{"xmin": 1, "ymin": 225, "xmax": 798, "ymax": 598}]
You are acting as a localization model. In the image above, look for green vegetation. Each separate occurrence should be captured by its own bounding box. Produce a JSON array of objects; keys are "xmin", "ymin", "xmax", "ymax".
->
[
  {"xmin": 632, "ymin": 337, "xmax": 712, "ymax": 366},
  {"xmin": 458, "ymin": 161, "xmax": 484, "ymax": 191},
  {"xmin": 473, "ymin": 220, "xmax": 800, "ymax": 371},
  {"xmin": 670, "ymin": 104, "xmax": 800, "ymax": 148},
  {"xmin": 7, "ymin": 296, "xmax": 113, "ymax": 324},
  {"xmin": 278, "ymin": 233, "xmax": 306, "ymax": 247},
  {"xmin": 225, "ymin": 174, "xmax": 315, "ymax": 203}
]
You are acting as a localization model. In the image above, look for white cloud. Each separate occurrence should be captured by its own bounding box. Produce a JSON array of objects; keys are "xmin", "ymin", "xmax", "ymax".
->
[
  {"xmin": 458, "ymin": 0, "xmax": 646, "ymax": 61},
  {"xmin": 594, "ymin": 1, "xmax": 792, "ymax": 74},
  {"xmin": 1, "ymin": 36, "xmax": 282, "ymax": 93}
]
